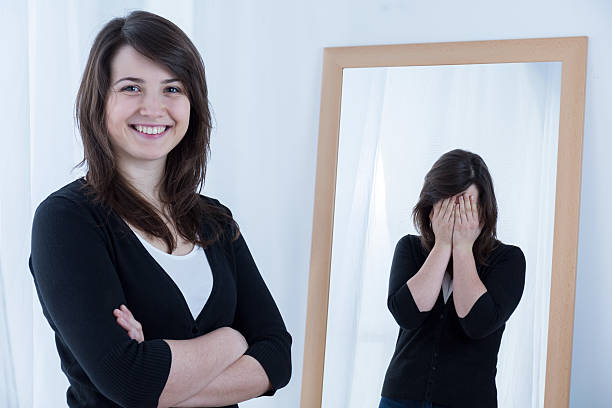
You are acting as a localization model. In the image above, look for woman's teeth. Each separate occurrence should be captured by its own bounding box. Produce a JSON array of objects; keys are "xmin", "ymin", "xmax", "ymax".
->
[{"xmin": 133, "ymin": 125, "xmax": 168, "ymax": 135}]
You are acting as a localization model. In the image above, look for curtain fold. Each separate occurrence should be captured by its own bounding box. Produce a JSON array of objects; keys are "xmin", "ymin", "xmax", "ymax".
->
[
  {"xmin": 1, "ymin": 1, "xmax": 34, "ymax": 406},
  {"xmin": 0, "ymin": 259, "xmax": 18, "ymax": 408}
]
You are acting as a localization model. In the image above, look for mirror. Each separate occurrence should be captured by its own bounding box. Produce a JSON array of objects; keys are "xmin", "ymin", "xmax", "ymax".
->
[
  {"xmin": 324, "ymin": 62, "xmax": 560, "ymax": 408},
  {"xmin": 301, "ymin": 38, "xmax": 587, "ymax": 408}
]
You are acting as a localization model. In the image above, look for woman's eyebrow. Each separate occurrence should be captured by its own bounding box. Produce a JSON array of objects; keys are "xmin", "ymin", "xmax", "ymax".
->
[
  {"xmin": 113, "ymin": 77, "xmax": 143, "ymax": 85},
  {"xmin": 113, "ymin": 77, "xmax": 181, "ymax": 85}
]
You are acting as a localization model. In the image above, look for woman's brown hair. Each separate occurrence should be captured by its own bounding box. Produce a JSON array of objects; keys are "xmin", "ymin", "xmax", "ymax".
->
[
  {"xmin": 75, "ymin": 10, "xmax": 237, "ymax": 252},
  {"xmin": 412, "ymin": 149, "xmax": 499, "ymax": 265}
]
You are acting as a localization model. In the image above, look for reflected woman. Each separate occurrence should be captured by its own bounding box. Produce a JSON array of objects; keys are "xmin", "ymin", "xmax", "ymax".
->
[
  {"xmin": 379, "ymin": 149, "xmax": 526, "ymax": 408},
  {"xmin": 29, "ymin": 11, "xmax": 291, "ymax": 407}
]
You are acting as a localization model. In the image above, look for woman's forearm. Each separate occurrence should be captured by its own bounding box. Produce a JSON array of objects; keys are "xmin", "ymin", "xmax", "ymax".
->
[
  {"xmin": 173, "ymin": 354, "xmax": 271, "ymax": 407},
  {"xmin": 157, "ymin": 327, "xmax": 248, "ymax": 408},
  {"xmin": 407, "ymin": 243, "xmax": 451, "ymax": 312},
  {"xmin": 452, "ymin": 246, "xmax": 487, "ymax": 317}
]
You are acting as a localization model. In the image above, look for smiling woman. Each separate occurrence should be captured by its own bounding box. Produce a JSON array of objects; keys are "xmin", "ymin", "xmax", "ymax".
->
[{"xmin": 28, "ymin": 10, "xmax": 291, "ymax": 408}]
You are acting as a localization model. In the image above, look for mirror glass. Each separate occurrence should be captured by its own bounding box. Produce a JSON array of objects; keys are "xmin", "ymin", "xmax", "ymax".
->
[{"xmin": 322, "ymin": 62, "xmax": 562, "ymax": 408}]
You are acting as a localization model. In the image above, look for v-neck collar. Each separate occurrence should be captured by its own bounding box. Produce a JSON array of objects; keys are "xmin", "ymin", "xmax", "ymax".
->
[
  {"xmin": 75, "ymin": 177, "xmax": 226, "ymax": 326},
  {"xmin": 118, "ymin": 215, "xmax": 220, "ymax": 326}
]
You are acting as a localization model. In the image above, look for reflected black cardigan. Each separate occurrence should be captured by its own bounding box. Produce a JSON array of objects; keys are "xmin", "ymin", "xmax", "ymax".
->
[
  {"xmin": 381, "ymin": 234, "xmax": 525, "ymax": 408},
  {"xmin": 29, "ymin": 178, "xmax": 292, "ymax": 408}
]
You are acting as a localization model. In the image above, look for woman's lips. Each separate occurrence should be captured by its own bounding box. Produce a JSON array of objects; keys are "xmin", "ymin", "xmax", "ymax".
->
[{"xmin": 129, "ymin": 125, "xmax": 171, "ymax": 139}]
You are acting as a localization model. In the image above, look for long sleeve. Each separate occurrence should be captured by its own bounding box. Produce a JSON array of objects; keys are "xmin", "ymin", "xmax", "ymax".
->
[
  {"xmin": 29, "ymin": 196, "xmax": 171, "ymax": 407},
  {"xmin": 387, "ymin": 235, "xmax": 431, "ymax": 330},
  {"xmin": 228, "ymin": 230, "xmax": 292, "ymax": 395},
  {"xmin": 458, "ymin": 245, "xmax": 526, "ymax": 339}
]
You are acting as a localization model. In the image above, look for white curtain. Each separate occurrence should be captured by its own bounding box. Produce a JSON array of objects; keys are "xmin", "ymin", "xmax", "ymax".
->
[
  {"xmin": 0, "ymin": 254, "xmax": 18, "ymax": 407},
  {"xmin": 322, "ymin": 62, "xmax": 561, "ymax": 408}
]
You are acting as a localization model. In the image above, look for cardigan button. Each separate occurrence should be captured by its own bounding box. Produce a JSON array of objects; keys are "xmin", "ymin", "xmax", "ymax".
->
[
  {"xmin": 192, "ymin": 326, "xmax": 198, "ymax": 334},
  {"xmin": 439, "ymin": 313, "xmax": 444, "ymax": 320}
]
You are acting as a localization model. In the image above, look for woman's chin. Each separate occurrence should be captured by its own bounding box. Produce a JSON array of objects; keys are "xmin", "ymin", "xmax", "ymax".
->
[{"xmin": 123, "ymin": 151, "xmax": 169, "ymax": 165}]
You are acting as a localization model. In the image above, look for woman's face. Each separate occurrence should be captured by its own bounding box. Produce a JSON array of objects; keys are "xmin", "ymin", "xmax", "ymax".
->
[{"xmin": 105, "ymin": 44, "xmax": 190, "ymax": 169}]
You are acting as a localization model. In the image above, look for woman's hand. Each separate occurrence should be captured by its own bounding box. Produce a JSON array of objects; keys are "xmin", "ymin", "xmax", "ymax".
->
[
  {"xmin": 430, "ymin": 197, "xmax": 456, "ymax": 248},
  {"xmin": 113, "ymin": 304, "xmax": 144, "ymax": 343},
  {"xmin": 452, "ymin": 194, "xmax": 482, "ymax": 252}
]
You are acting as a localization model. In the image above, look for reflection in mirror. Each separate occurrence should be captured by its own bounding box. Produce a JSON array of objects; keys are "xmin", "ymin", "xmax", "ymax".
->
[{"xmin": 322, "ymin": 62, "xmax": 562, "ymax": 407}]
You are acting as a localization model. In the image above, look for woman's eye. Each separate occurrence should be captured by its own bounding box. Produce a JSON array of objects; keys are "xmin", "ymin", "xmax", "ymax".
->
[
  {"xmin": 121, "ymin": 85, "xmax": 140, "ymax": 92},
  {"xmin": 166, "ymin": 86, "xmax": 181, "ymax": 94}
]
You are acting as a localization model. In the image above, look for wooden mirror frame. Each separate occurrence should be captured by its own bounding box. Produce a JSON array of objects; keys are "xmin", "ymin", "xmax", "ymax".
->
[{"xmin": 301, "ymin": 37, "xmax": 587, "ymax": 408}]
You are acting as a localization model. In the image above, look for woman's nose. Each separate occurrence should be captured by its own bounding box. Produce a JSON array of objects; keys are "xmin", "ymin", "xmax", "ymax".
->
[{"xmin": 139, "ymin": 93, "xmax": 166, "ymax": 117}]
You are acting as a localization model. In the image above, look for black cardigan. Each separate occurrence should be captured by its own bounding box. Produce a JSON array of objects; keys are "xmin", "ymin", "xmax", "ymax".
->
[
  {"xmin": 29, "ymin": 178, "xmax": 292, "ymax": 408},
  {"xmin": 381, "ymin": 234, "xmax": 525, "ymax": 408}
]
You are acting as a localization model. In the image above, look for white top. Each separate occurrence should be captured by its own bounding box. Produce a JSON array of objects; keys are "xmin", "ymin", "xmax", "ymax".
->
[
  {"xmin": 442, "ymin": 271, "xmax": 453, "ymax": 304},
  {"xmin": 131, "ymin": 230, "xmax": 213, "ymax": 320}
]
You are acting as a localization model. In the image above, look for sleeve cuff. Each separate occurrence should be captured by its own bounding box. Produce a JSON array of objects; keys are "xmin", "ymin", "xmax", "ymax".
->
[
  {"xmin": 388, "ymin": 283, "xmax": 430, "ymax": 330},
  {"xmin": 99, "ymin": 338, "xmax": 172, "ymax": 406},
  {"xmin": 458, "ymin": 292, "xmax": 497, "ymax": 339},
  {"xmin": 244, "ymin": 340, "xmax": 291, "ymax": 396}
]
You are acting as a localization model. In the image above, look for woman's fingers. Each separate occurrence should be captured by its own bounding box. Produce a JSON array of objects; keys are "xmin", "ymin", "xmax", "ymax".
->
[
  {"xmin": 114, "ymin": 305, "xmax": 144, "ymax": 342},
  {"xmin": 114, "ymin": 308, "xmax": 132, "ymax": 327},
  {"xmin": 460, "ymin": 195, "xmax": 468, "ymax": 224},
  {"xmin": 436, "ymin": 198, "xmax": 445, "ymax": 220},
  {"xmin": 120, "ymin": 304, "xmax": 134, "ymax": 319},
  {"xmin": 444, "ymin": 197, "xmax": 455, "ymax": 222},
  {"xmin": 469, "ymin": 196, "xmax": 477, "ymax": 225},
  {"xmin": 466, "ymin": 195, "xmax": 479, "ymax": 227},
  {"xmin": 466, "ymin": 194, "xmax": 474, "ymax": 215},
  {"xmin": 468, "ymin": 195, "xmax": 476, "ymax": 222},
  {"xmin": 114, "ymin": 310, "xmax": 131, "ymax": 330},
  {"xmin": 121, "ymin": 305, "xmax": 142, "ymax": 330}
]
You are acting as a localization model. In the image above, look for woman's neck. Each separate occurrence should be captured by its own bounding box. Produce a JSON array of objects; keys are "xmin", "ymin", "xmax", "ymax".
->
[{"xmin": 117, "ymin": 157, "xmax": 166, "ymax": 205}]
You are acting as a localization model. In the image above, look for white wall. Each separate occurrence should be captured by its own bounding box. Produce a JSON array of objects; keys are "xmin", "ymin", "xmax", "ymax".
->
[{"xmin": 2, "ymin": 0, "xmax": 609, "ymax": 406}]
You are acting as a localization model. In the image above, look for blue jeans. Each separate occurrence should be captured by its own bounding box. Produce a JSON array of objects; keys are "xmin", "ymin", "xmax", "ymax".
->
[{"xmin": 378, "ymin": 396, "xmax": 447, "ymax": 408}]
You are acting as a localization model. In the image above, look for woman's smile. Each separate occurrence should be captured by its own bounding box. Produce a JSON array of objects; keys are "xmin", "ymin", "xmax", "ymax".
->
[{"xmin": 129, "ymin": 124, "xmax": 173, "ymax": 140}]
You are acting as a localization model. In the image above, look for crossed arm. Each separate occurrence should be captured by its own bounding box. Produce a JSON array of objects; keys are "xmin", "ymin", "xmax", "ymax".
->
[
  {"xmin": 30, "ymin": 196, "xmax": 290, "ymax": 407},
  {"xmin": 114, "ymin": 306, "xmax": 270, "ymax": 407}
]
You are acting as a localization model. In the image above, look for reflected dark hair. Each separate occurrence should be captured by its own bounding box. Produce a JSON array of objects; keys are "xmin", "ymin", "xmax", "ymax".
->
[
  {"xmin": 75, "ymin": 10, "xmax": 238, "ymax": 252},
  {"xmin": 412, "ymin": 149, "xmax": 499, "ymax": 265}
]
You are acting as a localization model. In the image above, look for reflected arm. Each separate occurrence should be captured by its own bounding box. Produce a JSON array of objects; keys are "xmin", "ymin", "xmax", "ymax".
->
[
  {"xmin": 452, "ymin": 246, "xmax": 487, "ymax": 318},
  {"xmin": 387, "ymin": 236, "xmax": 450, "ymax": 330},
  {"xmin": 457, "ymin": 246, "xmax": 526, "ymax": 339},
  {"xmin": 407, "ymin": 243, "xmax": 452, "ymax": 312}
]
